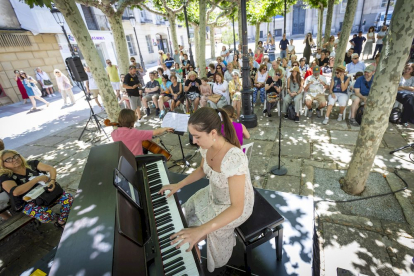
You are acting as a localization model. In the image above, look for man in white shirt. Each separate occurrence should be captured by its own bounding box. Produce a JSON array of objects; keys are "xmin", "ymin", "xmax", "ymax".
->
[
  {"xmin": 372, "ymin": 25, "xmax": 387, "ymax": 59},
  {"xmin": 346, "ymin": 53, "xmax": 366, "ymax": 74},
  {"xmin": 304, "ymin": 65, "xmax": 328, "ymax": 118}
]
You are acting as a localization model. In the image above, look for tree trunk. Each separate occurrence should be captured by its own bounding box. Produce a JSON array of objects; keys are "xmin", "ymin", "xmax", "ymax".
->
[
  {"xmin": 343, "ymin": 0, "xmax": 414, "ymax": 195},
  {"xmin": 193, "ymin": 25, "xmax": 200, "ymax": 68},
  {"xmin": 324, "ymin": 0, "xmax": 335, "ymax": 44},
  {"xmin": 317, "ymin": 6, "xmax": 324, "ymax": 47},
  {"xmin": 255, "ymin": 22, "xmax": 260, "ymax": 50},
  {"xmin": 198, "ymin": 0, "xmax": 207, "ymax": 77},
  {"xmin": 54, "ymin": 0, "xmax": 120, "ymax": 121},
  {"xmin": 107, "ymin": 13, "xmax": 129, "ymax": 75},
  {"xmin": 238, "ymin": 4, "xmax": 243, "ymax": 47},
  {"xmin": 210, "ymin": 25, "xmax": 215, "ymax": 59},
  {"xmin": 168, "ymin": 15, "xmax": 179, "ymax": 52},
  {"xmin": 332, "ymin": 0, "xmax": 358, "ymax": 75}
]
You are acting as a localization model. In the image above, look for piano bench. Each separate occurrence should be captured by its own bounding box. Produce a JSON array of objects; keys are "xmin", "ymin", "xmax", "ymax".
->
[{"xmin": 235, "ymin": 189, "xmax": 284, "ymax": 275}]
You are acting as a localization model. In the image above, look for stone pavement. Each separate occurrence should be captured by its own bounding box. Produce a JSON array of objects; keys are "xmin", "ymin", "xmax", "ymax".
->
[{"xmin": 1, "ymin": 104, "xmax": 414, "ymax": 275}]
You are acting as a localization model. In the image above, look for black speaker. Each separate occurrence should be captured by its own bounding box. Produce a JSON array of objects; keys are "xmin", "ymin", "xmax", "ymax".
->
[{"xmin": 65, "ymin": 57, "xmax": 88, "ymax": 82}]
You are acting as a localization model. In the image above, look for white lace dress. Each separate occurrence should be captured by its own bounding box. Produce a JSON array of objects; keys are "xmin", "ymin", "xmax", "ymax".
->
[{"xmin": 182, "ymin": 147, "xmax": 254, "ymax": 272}]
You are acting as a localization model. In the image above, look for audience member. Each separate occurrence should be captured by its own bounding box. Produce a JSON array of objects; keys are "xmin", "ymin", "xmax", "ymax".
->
[
  {"xmin": 283, "ymin": 67, "xmax": 303, "ymax": 122},
  {"xmin": 123, "ymin": 65, "xmax": 144, "ymax": 127},
  {"xmin": 35, "ymin": 67, "xmax": 55, "ymax": 98},
  {"xmin": 19, "ymin": 71, "xmax": 50, "ymax": 111},
  {"xmin": 207, "ymin": 63, "xmax": 216, "ymax": 82},
  {"xmin": 200, "ymin": 77, "xmax": 212, "ymax": 107},
  {"xmin": 396, "ymin": 63, "xmax": 414, "ymax": 127},
  {"xmin": 14, "ymin": 70, "xmax": 29, "ymax": 104},
  {"xmin": 216, "ymin": 57, "xmax": 226, "ymax": 70},
  {"xmin": 228, "ymin": 72, "xmax": 242, "ymax": 119},
  {"xmin": 174, "ymin": 63, "xmax": 183, "ymax": 77},
  {"xmin": 322, "ymin": 56, "xmax": 335, "ymax": 74},
  {"xmin": 254, "ymin": 49, "xmax": 264, "ymax": 64},
  {"xmin": 318, "ymin": 51, "xmax": 329, "ymax": 67},
  {"xmin": 289, "ymin": 54, "xmax": 298, "ymax": 67},
  {"xmin": 248, "ymin": 48, "xmax": 254, "ymax": 57},
  {"xmin": 130, "ymin": 57, "xmax": 145, "ymax": 85},
  {"xmin": 287, "ymin": 39, "xmax": 295, "ymax": 60},
  {"xmin": 231, "ymin": 54, "xmax": 240, "ymax": 70},
  {"xmin": 221, "ymin": 46, "xmax": 229, "ymax": 58},
  {"xmin": 372, "ymin": 25, "xmax": 387, "ymax": 59},
  {"xmin": 168, "ymin": 75, "xmax": 185, "ymax": 111},
  {"xmin": 164, "ymin": 53, "xmax": 175, "ymax": 69},
  {"xmin": 349, "ymin": 65, "xmax": 375, "ymax": 126},
  {"xmin": 0, "ymin": 150, "xmax": 73, "ymax": 228},
  {"xmin": 299, "ymin": 58, "xmax": 309, "ymax": 78},
  {"xmin": 304, "ymin": 60, "xmax": 318, "ymax": 80},
  {"xmin": 184, "ymin": 71, "xmax": 201, "ymax": 113},
  {"xmin": 84, "ymin": 66, "xmax": 104, "ymax": 110},
  {"xmin": 304, "ymin": 65, "xmax": 328, "ymax": 118},
  {"xmin": 346, "ymin": 53, "xmax": 366, "ymax": 74},
  {"xmin": 323, "ymin": 36, "xmax": 335, "ymax": 53},
  {"xmin": 143, "ymin": 71, "xmax": 161, "ymax": 116},
  {"xmin": 334, "ymin": 32, "xmax": 341, "ymax": 49},
  {"xmin": 257, "ymin": 41, "xmax": 265, "ymax": 53},
  {"xmin": 315, "ymin": 47, "xmax": 322, "ymax": 59},
  {"xmin": 249, "ymin": 57, "xmax": 258, "ymax": 87},
  {"xmin": 209, "ymin": 73, "xmax": 229, "ymax": 109},
  {"xmin": 181, "ymin": 53, "xmax": 191, "ymax": 78},
  {"xmin": 224, "ymin": 63, "xmax": 235, "ymax": 83},
  {"xmin": 119, "ymin": 74, "xmax": 131, "ymax": 109},
  {"xmin": 323, "ymin": 65, "xmax": 350, "ymax": 124},
  {"xmin": 221, "ymin": 105, "xmax": 250, "ymax": 145},
  {"xmin": 156, "ymin": 67, "xmax": 164, "ymax": 84},
  {"xmin": 303, "ymin": 33, "xmax": 314, "ymax": 65},
  {"xmin": 363, "ymin": 27, "xmax": 376, "ymax": 60},
  {"xmin": 344, "ymin": 48, "xmax": 354, "ymax": 64},
  {"xmin": 158, "ymin": 50, "xmax": 165, "ymax": 65},
  {"xmin": 253, "ymin": 64, "xmax": 268, "ymax": 106},
  {"xmin": 173, "ymin": 49, "xmax": 181, "ymax": 65},
  {"xmin": 349, "ymin": 31, "xmax": 366, "ymax": 56},
  {"xmin": 269, "ymin": 60, "xmax": 286, "ymax": 79},
  {"xmin": 216, "ymin": 64, "xmax": 225, "ymax": 79},
  {"xmin": 263, "ymin": 68, "xmax": 282, "ymax": 117},
  {"xmin": 158, "ymin": 74, "xmax": 172, "ymax": 119},
  {"xmin": 161, "ymin": 63, "xmax": 171, "ymax": 78},
  {"xmin": 279, "ymin": 34, "xmax": 289, "ymax": 59},
  {"xmin": 267, "ymin": 39, "xmax": 276, "ymax": 61},
  {"xmin": 106, "ymin": 59, "xmax": 121, "ymax": 99}
]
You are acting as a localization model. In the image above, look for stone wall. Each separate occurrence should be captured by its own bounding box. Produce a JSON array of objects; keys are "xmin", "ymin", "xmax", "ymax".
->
[{"xmin": 0, "ymin": 31, "xmax": 68, "ymax": 105}]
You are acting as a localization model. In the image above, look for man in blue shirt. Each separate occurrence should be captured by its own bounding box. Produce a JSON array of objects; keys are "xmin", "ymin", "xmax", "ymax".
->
[
  {"xmin": 349, "ymin": 31, "xmax": 366, "ymax": 55},
  {"xmin": 164, "ymin": 53, "xmax": 175, "ymax": 69},
  {"xmin": 279, "ymin": 34, "xmax": 289, "ymax": 59},
  {"xmin": 346, "ymin": 53, "xmax": 366, "ymax": 74},
  {"xmin": 349, "ymin": 65, "xmax": 375, "ymax": 126}
]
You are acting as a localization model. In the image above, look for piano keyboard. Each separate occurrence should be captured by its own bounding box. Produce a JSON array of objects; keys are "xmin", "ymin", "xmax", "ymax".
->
[{"xmin": 146, "ymin": 160, "xmax": 200, "ymax": 276}]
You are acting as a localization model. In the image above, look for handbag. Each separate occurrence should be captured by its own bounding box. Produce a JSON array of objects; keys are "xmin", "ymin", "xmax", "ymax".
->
[
  {"xmin": 35, "ymin": 183, "xmax": 64, "ymax": 206},
  {"xmin": 208, "ymin": 94, "xmax": 223, "ymax": 104},
  {"xmin": 266, "ymin": 92, "xmax": 279, "ymax": 103},
  {"xmin": 43, "ymin": 79, "xmax": 53, "ymax": 86},
  {"xmin": 389, "ymin": 107, "xmax": 402, "ymax": 124},
  {"xmin": 287, "ymin": 103, "xmax": 296, "ymax": 120}
]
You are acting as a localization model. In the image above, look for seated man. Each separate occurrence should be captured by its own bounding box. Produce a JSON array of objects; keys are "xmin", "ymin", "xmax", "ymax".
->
[
  {"xmin": 184, "ymin": 71, "xmax": 201, "ymax": 113},
  {"xmin": 349, "ymin": 65, "xmax": 375, "ymax": 126},
  {"xmin": 164, "ymin": 53, "xmax": 175, "ymax": 69},
  {"xmin": 304, "ymin": 65, "xmax": 328, "ymax": 118},
  {"xmin": 143, "ymin": 71, "xmax": 161, "ymax": 116},
  {"xmin": 346, "ymin": 53, "xmax": 366, "ymax": 74}
]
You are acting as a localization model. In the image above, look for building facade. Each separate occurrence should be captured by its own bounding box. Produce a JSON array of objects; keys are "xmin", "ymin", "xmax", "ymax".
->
[{"xmin": 248, "ymin": 0, "xmax": 395, "ymax": 40}]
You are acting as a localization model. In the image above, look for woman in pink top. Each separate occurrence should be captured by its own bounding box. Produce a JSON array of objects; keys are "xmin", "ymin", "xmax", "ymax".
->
[
  {"xmin": 221, "ymin": 105, "xmax": 250, "ymax": 146},
  {"xmin": 111, "ymin": 109, "xmax": 173, "ymax": 156}
]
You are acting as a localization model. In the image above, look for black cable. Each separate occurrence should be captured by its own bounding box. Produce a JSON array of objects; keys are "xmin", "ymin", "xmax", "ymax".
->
[{"xmin": 315, "ymin": 169, "xmax": 409, "ymax": 204}]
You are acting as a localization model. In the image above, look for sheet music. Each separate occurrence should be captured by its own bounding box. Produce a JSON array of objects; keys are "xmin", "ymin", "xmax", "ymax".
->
[{"xmin": 161, "ymin": 112, "xmax": 190, "ymax": 133}]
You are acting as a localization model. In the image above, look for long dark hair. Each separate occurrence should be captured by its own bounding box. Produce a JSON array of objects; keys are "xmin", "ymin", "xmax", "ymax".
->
[
  {"xmin": 290, "ymin": 70, "xmax": 302, "ymax": 84},
  {"xmin": 188, "ymin": 107, "xmax": 240, "ymax": 148}
]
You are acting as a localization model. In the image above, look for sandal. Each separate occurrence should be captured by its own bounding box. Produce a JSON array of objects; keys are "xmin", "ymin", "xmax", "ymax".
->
[{"xmin": 54, "ymin": 221, "xmax": 66, "ymax": 229}]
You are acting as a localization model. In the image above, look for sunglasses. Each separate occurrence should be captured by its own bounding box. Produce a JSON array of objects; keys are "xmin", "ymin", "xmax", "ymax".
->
[
  {"xmin": 3, "ymin": 154, "xmax": 20, "ymax": 163},
  {"xmin": 335, "ymin": 71, "xmax": 341, "ymax": 74},
  {"xmin": 275, "ymin": 73, "xmax": 281, "ymax": 76},
  {"xmin": 364, "ymin": 81, "xmax": 370, "ymax": 89},
  {"xmin": 352, "ymin": 58, "xmax": 358, "ymax": 59}
]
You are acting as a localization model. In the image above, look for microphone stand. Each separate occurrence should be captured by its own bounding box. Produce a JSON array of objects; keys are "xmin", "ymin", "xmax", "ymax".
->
[{"xmin": 270, "ymin": 69, "xmax": 288, "ymax": 176}]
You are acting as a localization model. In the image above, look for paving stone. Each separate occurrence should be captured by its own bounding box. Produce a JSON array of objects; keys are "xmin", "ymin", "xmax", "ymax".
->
[
  {"xmin": 387, "ymin": 237, "xmax": 414, "ymax": 275},
  {"xmin": 53, "ymin": 127, "xmax": 80, "ymax": 137},
  {"xmin": 266, "ymin": 157, "xmax": 302, "ymax": 177},
  {"xmin": 243, "ymin": 140, "xmax": 274, "ymax": 156},
  {"xmin": 249, "ymin": 126, "xmax": 277, "ymax": 141},
  {"xmin": 323, "ymin": 222, "xmax": 395, "ymax": 276},
  {"xmin": 385, "ymin": 123, "xmax": 400, "ymax": 134},
  {"xmin": 381, "ymin": 221, "xmax": 413, "ymax": 239},
  {"xmin": 312, "ymin": 142, "xmax": 354, "ymax": 166},
  {"xmin": 400, "ymin": 131, "xmax": 414, "ymax": 143},
  {"xmin": 249, "ymin": 155, "xmax": 271, "ymax": 177},
  {"xmin": 40, "ymin": 147, "xmax": 79, "ymax": 167},
  {"xmin": 251, "ymin": 175, "xmax": 266, "ymax": 189},
  {"xmin": 310, "ymin": 117, "xmax": 350, "ymax": 130},
  {"xmin": 374, "ymin": 148, "xmax": 414, "ymax": 170},
  {"xmin": 383, "ymin": 133, "xmax": 410, "ymax": 149},
  {"xmin": 273, "ymin": 140, "xmax": 311, "ymax": 158},
  {"xmin": 330, "ymin": 130, "xmax": 359, "ymax": 145},
  {"xmin": 303, "ymin": 127, "xmax": 330, "ymax": 143},
  {"xmin": 300, "ymin": 165, "xmax": 314, "ymax": 197},
  {"xmin": 28, "ymin": 135, "xmax": 68, "ymax": 147},
  {"xmin": 303, "ymin": 159, "xmax": 337, "ymax": 169},
  {"xmin": 266, "ymin": 174, "xmax": 301, "ymax": 194},
  {"xmin": 55, "ymin": 137, "xmax": 92, "ymax": 151},
  {"xmin": 280, "ymin": 127, "xmax": 309, "ymax": 144},
  {"xmin": 14, "ymin": 145, "xmax": 55, "ymax": 161}
]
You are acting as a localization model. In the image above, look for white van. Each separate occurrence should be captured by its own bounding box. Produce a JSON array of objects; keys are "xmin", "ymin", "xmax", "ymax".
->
[{"xmin": 374, "ymin": 11, "xmax": 393, "ymax": 31}]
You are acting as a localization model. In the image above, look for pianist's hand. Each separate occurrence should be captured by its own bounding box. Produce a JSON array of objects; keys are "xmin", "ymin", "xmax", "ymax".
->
[
  {"xmin": 158, "ymin": 183, "xmax": 181, "ymax": 198},
  {"xmin": 170, "ymin": 227, "xmax": 206, "ymax": 252}
]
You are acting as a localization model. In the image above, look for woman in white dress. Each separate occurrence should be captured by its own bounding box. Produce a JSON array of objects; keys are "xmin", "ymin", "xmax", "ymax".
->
[
  {"xmin": 363, "ymin": 27, "xmax": 375, "ymax": 60},
  {"xmin": 210, "ymin": 73, "xmax": 230, "ymax": 109},
  {"xmin": 36, "ymin": 67, "xmax": 55, "ymax": 97},
  {"xmin": 54, "ymin": 69, "xmax": 75, "ymax": 106},
  {"xmin": 159, "ymin": 107, "xmax": 254, "ymax": 272}
]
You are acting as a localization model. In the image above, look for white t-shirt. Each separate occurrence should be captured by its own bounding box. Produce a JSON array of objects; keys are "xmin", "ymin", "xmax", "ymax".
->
[
  {"xmin": 86, "ymin": 71, "xmax": 98, "ymax": 90},
  {"xmin": 305, "ymin": 75, "xmax": 327, "ymax": 96},
  {"xmin": 399, "ymin": 76, "xmax": 414, "ymax": 92},
  {"xmin": 367, "ymin": 32, "xmax": 375, "ymax": 42},
  {"xmin": 287, "ymin": 45, "xmax": 295, "ymax": 52},
  {"xmin": 376, "ymin": 31, "xmax": 387, "ymax": 45}
]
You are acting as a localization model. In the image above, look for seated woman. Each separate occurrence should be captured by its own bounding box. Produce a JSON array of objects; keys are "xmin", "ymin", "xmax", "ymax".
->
[
  {"xmin": 215, "ymin": 64, "xmax": 225, "ymax": 80},
  {"xmin": 184, "ymin": 71, "xmax": 202, "ymax": 113},
  {"xmin": 207, "ymin": 63, "xmax": 216, "ymax": 82},
  {"xmin": 224, "ymin": 63, "xmax": 235, "ymax": 83},
  {"xmin": 322, "ymin": 56, "xmax": 335, "ymax": 74},
  {"xmin": 249, "ymin": 57, "xmax": 258, "ymax": 88},
  {"xmin": 159, "ymin": 107, "xmax": 254, "ymax": 273},
  {"xmin": 209, "ymin": 73, "xmax": 229, "ymax": 109},
  {"xmin": 168, "ymin": 75, "xmax": 185, "ymax": 112},
  {"xmin": 264, "ymin": 68, "xmax": 282, "ymax": 117},
  {"xmin": 253, "ymin": 64, "xmax": 268, "ymax": 106},
  {"xmin": 216, "ymin": 57, "xmax": 226, "ymax": 71},
  {"xmin": 254, "ymin": 49, "xmax": 263, "ymax": 64},
  {"xmin": 158, "ymin": 74, "xmax": 173, "ymax": 119},
  {"xmin": 200, "ymin": 77, "xmax": 213, "ymax": 107},
  {"xmin": 282, "ymin": 67, "xmax": 303, "ymax": 122},
  {"xmin": 174, "ymin": 63, "xmax": 183, "ymax": 78},
  {"xmin": 221, "ymin": 105, "xmax": 250, "ymax": 145},
  {"xmin": 396, "ymin": 63, "xmax": 414, "ymax": 127},
  {"xmin": 228, "ymin": 72, "xmax": 242, "ymax": 119},
  {"xmin": 287, "ymin": 39, "xmax": 295, "ymax": 60},
  {"xmin": 299, "ymin": 58, "xmax": 309, "ymax": 78},
  {"xmin": 156, "ymin": 67, "xmax": 164, "ymax": 84},
  {"xmin": 288, "ymin": 54, "xmax": 298, "ymax": 67},
  {"xmin": 111, "ymin": 109, "xmax": 173, "ymax": 155},
  {"xmin": 231, "ymin": 54, "xmax": 240, "ymax": 70},
  {"xmin": 0, "ymin": 150, "xmax": 73, "ymax": 228},
  {"xmin": 323, "ymin": 65, "xmax": 350, "ymax": 125}
]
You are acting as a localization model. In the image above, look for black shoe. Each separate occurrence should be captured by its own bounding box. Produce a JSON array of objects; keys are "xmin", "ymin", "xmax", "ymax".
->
[
  {"xmin": 156, "ymin": 108, "xmax": 160, "ymax": 116},
  {"xmin": 263, "ymin": 109, "xmax": 267, "ymax": 114},
  {"xmin": 268, "ymin": 113, "xmax": 272, "ymax": 117},
  {"xmin": 294, "ymin": 116, "xmax": 299, "ymax": 123},
  {"xmin": 146, "ymin": 108, "xmax": 150, "ymax": 116},
  {"xmin": 284, "ymin": 113, "xmax": 288, "ymax": 119}
]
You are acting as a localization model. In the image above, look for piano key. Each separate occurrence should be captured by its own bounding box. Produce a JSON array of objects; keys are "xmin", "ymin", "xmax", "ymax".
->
[
  {"xmin": 157, "ymin": 223, "xmax": 174, "ymax": 233},
  {"xmin": 161, "ymin": 247, "xmax": 178, "ymax": 257},
  {"xmin": 162, "ymin": 250, "xmax": 180, "ymax": 261},
  {"xmin": 150, "ymin": 184, "xmax": 163, "ymax": 193},
  {"xmin": 153, "ymin": 200, "xmax": 167, "ymax": 209},
  {"xmin": 164, "ymin": 261, "xmax": 185, "ymax": 273},
  {"xmin": 163, "ymin": 257, "xmax": 183, "ymax": 269},
  {"xmin": 165, "ymin": 266, "xmax": 186, "ymax": 276},
  {"xmin": 154, "ymin": 206, "xmax": 169, "ymax": 216},
  {"xmin": 159, "ymin": 235, "xmax": 171, "ymax": 244},
  {"xmin": 149, "ymin": 179, "xmax": 162, "ymax": 186},
  {"xmin": 159, "ymin": 238, "xmax": 172, "ymax": 247},
  {"xmin": 155, "ymin": 213, "xmax": 171, "ymax": 222},
  {"xmin": 157, "ymin": 218, "xmax": 172, "ymax": 227},
  {"xmin": 158, "ymin": 226, "xmax": 175, "ymax": 236}
]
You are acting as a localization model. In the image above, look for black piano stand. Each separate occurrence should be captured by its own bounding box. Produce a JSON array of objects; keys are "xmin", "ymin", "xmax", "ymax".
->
[
  {"xmin": 389, "ymin": 143, "xmax": 414, "ymax": 154},
  {"xmin": 168, "ymin": 131, "xmax": 196, "ymax": 171}
]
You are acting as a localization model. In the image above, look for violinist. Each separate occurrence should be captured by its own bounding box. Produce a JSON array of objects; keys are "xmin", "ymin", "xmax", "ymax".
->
[{"xmin": 107, "ymin": 109, "xmax": 174, "ymax": 156}]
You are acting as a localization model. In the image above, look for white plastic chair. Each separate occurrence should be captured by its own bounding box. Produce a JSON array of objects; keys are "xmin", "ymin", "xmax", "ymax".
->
[
  {"xmin": 241, "ymin": 142, "xmax": 254, "ymax": 163},
  {"xmin": 303, "ymin": 91, "xmax": 326, "ymax": 117}
]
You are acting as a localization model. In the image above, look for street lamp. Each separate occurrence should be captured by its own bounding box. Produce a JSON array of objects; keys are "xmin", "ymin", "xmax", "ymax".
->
[
  {"xmin": 182, "ymin": 0, "xmax": 195, "ymax": 66},
  {"xmin": 240, "ymin": 0, "xmax": 257, "ymax": 128},
  {"xmin": 232, "ymin": 16, "xmax": 236, "ymax": 54},
  {"xmin": 128, "ymin": 9, "xmax": 146, "ymax": 71},
  {"xmin": 51, "ymin": 6, "xmax": 75, "ymax": 56}
]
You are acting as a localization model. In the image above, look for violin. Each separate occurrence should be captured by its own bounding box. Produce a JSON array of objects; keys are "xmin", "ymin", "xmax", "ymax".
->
[{"xmin": 104, "ymin": 119, "xmax": 172, "ymax": 161}]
